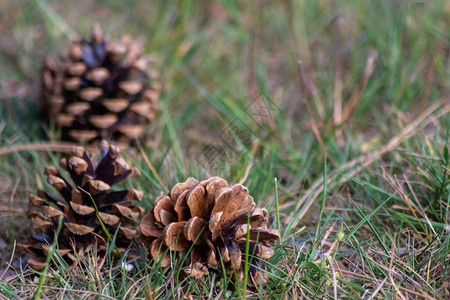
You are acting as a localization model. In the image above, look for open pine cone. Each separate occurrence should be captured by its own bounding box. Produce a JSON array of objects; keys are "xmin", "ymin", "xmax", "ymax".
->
[
  {"xmin": 42, "ymin": 25, "xmax": 161, "ymax": 146},
  {"xmin": 19, "ymin": 141, "xmax": 144, "ymax": 270},
  {"xmin": 140, "ymin": 177, "xmax": 279, "ymax": 284}
]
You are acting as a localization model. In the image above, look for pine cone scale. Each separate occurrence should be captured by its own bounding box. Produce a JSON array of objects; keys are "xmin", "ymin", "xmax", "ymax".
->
[
  {"xmin": 162, "ymin": 221, "xmax": 189, "ymax": 251},
  {"xmin": 140, "ymin": 211, "xmax": 163, "ymax": 238},
  {"xmin": 184, "ymin": 216, "xmax": 207, "ymax": 244},
  {"xmin": 186, "ymin": 185, "xmax": 208, "ymax": 219}
]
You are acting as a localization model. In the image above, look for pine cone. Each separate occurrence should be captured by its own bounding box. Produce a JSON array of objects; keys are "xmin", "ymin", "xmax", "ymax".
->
[
  {"xmin": 19, "ymin": 141, "xmax": 144, "ymax": 270},
  {"xmin": 42, "ymin": 25, "xmax": 161, "ymax": 146},
  {"xmin": 140, "ymin": 177, "xmax": 279, "ymax": 284}
]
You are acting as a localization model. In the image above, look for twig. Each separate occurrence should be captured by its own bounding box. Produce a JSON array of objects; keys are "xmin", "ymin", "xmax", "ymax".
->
[
  {"xmin": 389, "ymin": 233, "xmax": 406, "ymax": 300},
  {"xmin": 31, "ymin": 0, "xmax": 77, "ymax": 40},
  {"xmin": 14, "ymin": 283, "xmax": 117, "ymax": 300},
  {"xmin": 298, "ymin": 61, "xmax": 338, "ymax": 168},
  {"xmin": 238, "ymin": 162, "xmax": 253, "ymax": 185},
  {"xmin": 327, "ymin": 255, "xmax": 338, "ymax": 300},
  {"xmin": 274, "ymin": 178, "xmax": 282, "ymax": 243},
  {"xmin": 0, "ymin": 142, "xmax": 79, "ymax": 156},
  {"xmin": 288, "ymin": 101, "xmax": 449, "ymax": 228},
  {"xmin": 340, "ymin": 50, "xmax": 378, "ymax": 123},
  {"xmin": 136, "ymin": 139, "xmax": 169, "ymax": 193},
  {"xmin": 0, "ymin": 241, "xmax": 16, "ymax": 280},
  {"xmin": 330, "ymin": 269, "xmax": 435, "ymax": 299}
]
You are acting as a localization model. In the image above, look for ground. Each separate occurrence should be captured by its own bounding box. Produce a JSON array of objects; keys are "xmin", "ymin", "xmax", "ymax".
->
[{"xmin": 0, "ymin": 0, "xmax": 449, "ymax": 299}]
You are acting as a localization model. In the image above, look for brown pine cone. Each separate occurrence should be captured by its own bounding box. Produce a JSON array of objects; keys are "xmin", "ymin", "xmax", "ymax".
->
[
  {"xmin": 41, "ymin": 25, "xmax": 161, "ymax": 146},
  {"xmin": 19, "ymin": 141, "xmax": 144, "ymax": 269},
  {"xmin": 140, "ymin": 177, "xmax": 279, "ymax": 284}
]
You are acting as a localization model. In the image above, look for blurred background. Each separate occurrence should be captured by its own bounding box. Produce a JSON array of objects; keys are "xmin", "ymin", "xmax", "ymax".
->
[{"xmin": 0, "ymin": 0, "xmax": 449, "ymax": 296}]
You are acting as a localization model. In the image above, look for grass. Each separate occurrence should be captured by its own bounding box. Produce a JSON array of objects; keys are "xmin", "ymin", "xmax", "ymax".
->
[{"xmin": 0, "ymin": 0, "xmax": 449, "ymax": 298}]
